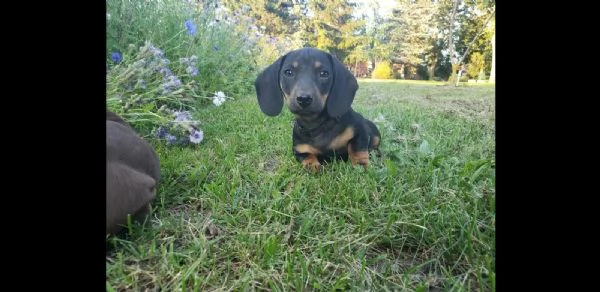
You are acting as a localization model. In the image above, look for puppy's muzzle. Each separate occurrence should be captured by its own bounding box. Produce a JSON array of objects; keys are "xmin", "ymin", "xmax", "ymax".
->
[{"xmin": 296, "ymin": 94, "xmax": 313, "ymax": 107}]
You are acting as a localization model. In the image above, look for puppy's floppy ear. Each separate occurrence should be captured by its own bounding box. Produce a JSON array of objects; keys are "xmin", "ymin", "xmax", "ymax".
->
[
  {"xmin": 255, "ymin": 54, "xmax": 287, "ymax": 116},
  {"xmin": 326, "ymin": 53, "xmax": 358, "ymax": 118}
]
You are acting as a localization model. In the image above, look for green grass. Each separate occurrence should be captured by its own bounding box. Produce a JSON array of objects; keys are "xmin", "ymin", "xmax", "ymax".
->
[{"xmin": 106, "ymin": 80, "xmax": 496, "ymax": 291}]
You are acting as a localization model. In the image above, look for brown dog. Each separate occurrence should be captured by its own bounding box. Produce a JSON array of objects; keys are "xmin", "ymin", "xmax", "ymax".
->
[{"xmin": 106, "ymin": 110, "xmax": 160, "ymax": 236}]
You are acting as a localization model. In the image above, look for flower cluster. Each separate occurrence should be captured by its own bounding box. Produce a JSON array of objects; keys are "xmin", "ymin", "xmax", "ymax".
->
[
  {"xmin": 155, "ymin": 110, "xmax": 204, "ymax": 145},
  {"xmin": 180, "ymin": 55, "xmax": 199, "ymax": 76},
  {"xmin": 106, "ymin": 12, "xmax": 241, "ymax": 148},
  {"xmin": 191, "ymin": 3, "xmax": 300, "ymax": 63},
  {"xmin": 134, "ymin": 42, "xmax": 183, "ymax": 94},
  {"xmin": 107, "ymin": 41, "xmax": 203, "ymax": 146}
]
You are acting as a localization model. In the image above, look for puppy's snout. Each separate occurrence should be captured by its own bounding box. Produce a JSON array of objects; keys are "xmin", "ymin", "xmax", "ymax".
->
[{"xmin": 296, "ymin": 94, "xmax": 313, "ymax": 107}]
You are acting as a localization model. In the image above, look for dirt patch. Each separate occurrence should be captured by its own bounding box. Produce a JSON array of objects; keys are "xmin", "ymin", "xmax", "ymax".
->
[
  {"xmin": 261, "ymin": 156, "xmax": 279, "ymax": 173},
  {"xmin": 167, "ymin": 204, "xmax": 222, "ymax": 241},
  {"xmin": 366, "ymin": 243, "xmax": 446, "ymax": 290},
  {"xmin": 416, "ymin": 95, "xmax": 495, "ymax": 131},
  {"xmin": 446, "ymin": 98, "xmax": 495, "ymax": 120}
]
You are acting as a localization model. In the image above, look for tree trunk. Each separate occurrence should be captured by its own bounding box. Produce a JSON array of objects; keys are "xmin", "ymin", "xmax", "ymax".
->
[
  {"xmin": 428, "ymin": 57, "xmax": 436, "ymax": 81},
  {"xmin": 455, "ymin": 64, "xmax": 462, "ymax": 87},
  {"xmin": 448, "ymin": 0, "xmax": 460, "ymax": 84},
  {"xmin": 489, "ymin": 32, "xmax": 495, "ymax": 83}
]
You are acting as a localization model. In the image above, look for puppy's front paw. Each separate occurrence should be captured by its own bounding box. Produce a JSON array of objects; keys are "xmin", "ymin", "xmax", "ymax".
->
[
  {"xmin": 350, "ymin": 154, "xmax": 369, "ymax": 169},
  {"xmin": 302, "ymin": 156, "xmax": 323, "ymax": 173},
  {"xmin": 348, "ymin": 144, "xmax": 370, "ymax": 169}
]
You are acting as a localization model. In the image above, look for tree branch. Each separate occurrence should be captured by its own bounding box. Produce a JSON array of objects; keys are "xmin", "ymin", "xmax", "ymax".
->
[
  {"xmin": 457, "ymin": 8, "xmax": 495, "ymax": 66},
  {"xmin": 447, "ymin": 0, "xmax": 459, "ymax": 64}
]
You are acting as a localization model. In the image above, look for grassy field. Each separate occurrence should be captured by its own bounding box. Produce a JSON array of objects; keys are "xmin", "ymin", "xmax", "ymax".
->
[{"xmin": 106, "ymin": 79, "xmax": 496, "ymax": 291}]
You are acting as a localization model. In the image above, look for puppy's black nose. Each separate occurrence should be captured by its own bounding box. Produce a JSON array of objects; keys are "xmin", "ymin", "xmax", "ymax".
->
[{"xmin": 296, "ymin": 94, "xmax": 313, "ymax": 107}]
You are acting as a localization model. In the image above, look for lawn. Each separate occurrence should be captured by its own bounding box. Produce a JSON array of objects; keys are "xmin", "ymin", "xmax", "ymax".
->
[{"xmin": 106, "ymin": 79, "xmax": 496, "ymax": 291}]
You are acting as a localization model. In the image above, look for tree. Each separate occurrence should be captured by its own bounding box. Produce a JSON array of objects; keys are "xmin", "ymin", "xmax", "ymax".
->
[
  {"xmin": 387, "ymin": 0, "xmax": 439, "ymax": 79},
  {"xmin": 445, "ymin": 0, "xmax": 461, "ymax": 83},
  {"xmin": 219, "ymin": 0, "xmax": 301, "ymax": 37},
  {"xmin": 456, "ymin": 0, "xmax": 494, "ymax": 77},
  {"xmin": 305, "ymin": 0, "xmax": 365, "ymax": 62},
  {"xmin": 444, "ymin": 0, "xmax": 495, "ymax": 85},
  {"xmin": 362, "ymin": 1, "xmax": 395, "ymax": 68},
  {"xmin": 221, "ymin": 0, "xmax": 364, "ymax": 65},
  {"xmin": 489, "ymin": 21, "xmax": 495, "ymax": 82}
]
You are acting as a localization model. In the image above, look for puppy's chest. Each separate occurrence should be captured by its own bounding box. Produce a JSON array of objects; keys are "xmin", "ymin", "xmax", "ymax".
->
[{"xmin": 294, "ymin": 123, "xmax": 355, "ymax": 152}]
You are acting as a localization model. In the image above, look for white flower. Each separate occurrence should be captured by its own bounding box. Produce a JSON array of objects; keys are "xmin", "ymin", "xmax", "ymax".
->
[
  {"xmin": 189, "ymin": 129, "xmax": 204, "ymax": 144},
  {"xmin": 107, "ymin": 13, "xmax": 111, "ymax": 20},
  {"xmin": 212, "ymin": 91, "xmax": 227, "ymax": 106}
]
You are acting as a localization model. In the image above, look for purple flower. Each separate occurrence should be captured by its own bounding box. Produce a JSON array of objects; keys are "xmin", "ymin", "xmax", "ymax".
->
[
  {"xmin": 173, "ymin": 111, "xmax": 192, "ymax": 122},
  {"xmin": 189, "ymin": 129, "xmax": 204, "ymax": 144},
  {"xmin": 166, "ymin": 134, "xmax": 177, "ymax": 144},
  {"xmin": 163, "ymin": 75, "xmax": 181, "ymax": 89},
  {"xmin": 159, "ymin": 67, "xmax": 173, "ymax": 77},
  {"xmin": 111, "ymin": 52, "xmax": 122, "ymax": 64},
  {"xmin": 186, "ymin": 66, "xmax": 199, "ymax": 76},
  {"xmin": 185, "ymin": 19, "xmax": 197, "ymax": 35},
  {"xmin": 160, "ymin": 58, "xmax": 170, "ymax": 67},
  {"xmin": 150, "ymin": 46, "xmax": 164, "ymax": 57},
  {"xmin": 156, "ymin": 127, "xmax": 168, "ymax": 138}
]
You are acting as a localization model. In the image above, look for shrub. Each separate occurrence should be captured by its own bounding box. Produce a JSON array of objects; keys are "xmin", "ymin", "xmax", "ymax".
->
[
  {"xmin": 372, "ymin": 62, "xmax": 393, "ymax": 79},
  {"xmin": 478, "ymin": 70, "xmax": 487, "ymax": 80},
  {"xmin": 448, "ymin": 72, "xmax": 457, "ymax": 84},
  {"xmin": 467, "ymin": 52, "xmax": 485, "ymax": 79}
]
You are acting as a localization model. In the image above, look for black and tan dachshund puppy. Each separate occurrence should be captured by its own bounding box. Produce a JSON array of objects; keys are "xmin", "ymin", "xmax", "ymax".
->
[
  {"xmin": 106, "ymin": 110, "xmax": 160, "ymax": 236},
  {"xmin": 255, "ymin": 47, "xmax": 381, "ymax": 172}
]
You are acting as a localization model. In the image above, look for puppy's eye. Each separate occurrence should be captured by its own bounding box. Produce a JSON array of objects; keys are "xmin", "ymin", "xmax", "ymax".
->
[
  {"xmin": 284, "ymin": 69, "xmax": 294, "ymax": 77},
  {"xmin": 319, "ymin": 71, "xmax": 329, "ymax": 78}
]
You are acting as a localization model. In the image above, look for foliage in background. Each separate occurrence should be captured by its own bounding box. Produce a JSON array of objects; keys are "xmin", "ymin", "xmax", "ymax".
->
[
  {"xmin": 467, "ymin": 52, "xmax": 485, "ymax": 79},
  {"xmin": 372, "ymin": 61, "xmax": 394, "ymax": 79},
  {"xmin": 212, "ymin": 0, "xmax": 495, "ymax": 82}
]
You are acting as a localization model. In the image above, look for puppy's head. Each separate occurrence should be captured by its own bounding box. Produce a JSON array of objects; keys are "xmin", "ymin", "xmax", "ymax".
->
[{"xmin": 255, "ymin": 47, "xmax": 358, "ymax": 118}]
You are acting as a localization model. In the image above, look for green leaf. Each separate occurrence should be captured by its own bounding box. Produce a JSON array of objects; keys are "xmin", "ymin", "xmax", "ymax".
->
[{"xmin": 419, "ymin": 140, "xmax": 432, "ymax": 155}]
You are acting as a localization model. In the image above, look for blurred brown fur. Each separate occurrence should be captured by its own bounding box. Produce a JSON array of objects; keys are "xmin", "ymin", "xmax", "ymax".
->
[{"xmin": 106, "ymin": 110, "xmax": 160, "ymax": 236}]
